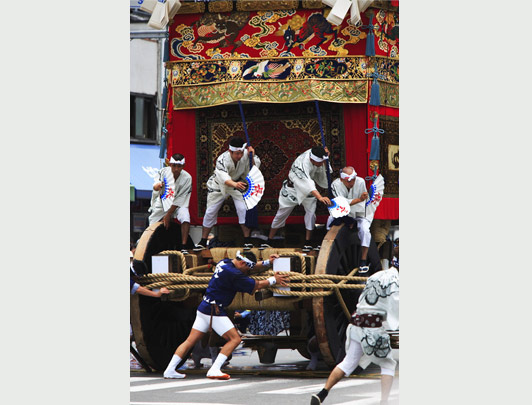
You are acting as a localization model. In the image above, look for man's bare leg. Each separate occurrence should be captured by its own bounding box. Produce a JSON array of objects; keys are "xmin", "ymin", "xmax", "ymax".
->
[
  {"xmin": 201, "ymin": 226, "xmax": 211, "ymax": 240},
  {"xmin": 324, "ymin": 366, "xmax": 345, "ymax": 390},
  {"xmin": 361, "ymin": 246, "xmax": 369, "ymax": 261},
  {"xmin": 240, "ymin": 224, "xmax": 251, "ymax": 238},
  {"xmin": 164, "ymin": 328, "xmax": 205, "ymax": 378},
  {"xmin": 207, "ymin": 328, "xmax": 241, "ymax": 380},
  {"xmin": 311, "ymin": 366, "xmax": 345, "ymax": 403},
  {"xmin": 268, "ymin": 227, "xmax": 279, "ymax": 239},
  {"xmin": 181, "ymin": 222, "xmax": 190, "ymax": 246}
]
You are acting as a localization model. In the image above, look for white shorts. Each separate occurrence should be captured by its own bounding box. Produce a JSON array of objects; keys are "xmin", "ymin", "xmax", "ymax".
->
[
  {"xmin": 203, "ymin": 192, "xmax": 247, "ymax": 227},
  {"xmin": 356, "ymin": 217, "xmax": 371, "ymax": 247},
  {"xmin": 271, "ymin": 198, "xmax": 317, "ymax": 231},
  {"xmin": 148, "ymin": 206, "xmax": 190, "ymax": 224},
  {"xmin": 191, "ymin": 310, "xmax": 235, "ymax": 337},
  {"xmin": 175, "ymin": 206, "xmax": 190, "ymax": 223}
]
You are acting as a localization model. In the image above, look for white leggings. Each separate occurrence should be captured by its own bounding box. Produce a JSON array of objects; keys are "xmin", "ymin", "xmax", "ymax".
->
[{"xmin": 337, "ymin": 339, "xmax": 395, "ymax": 377}]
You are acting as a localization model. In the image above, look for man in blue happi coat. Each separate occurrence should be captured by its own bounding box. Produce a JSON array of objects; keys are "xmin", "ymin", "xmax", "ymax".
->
[{"xmin": 163, "ymin": 251, "xmax": 289, "ymax": 380}]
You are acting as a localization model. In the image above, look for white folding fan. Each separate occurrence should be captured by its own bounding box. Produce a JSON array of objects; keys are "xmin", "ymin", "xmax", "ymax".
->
[
  {"xmin": 326, "ymin": 0, "xmax": 352, "ymax": 26},
  {"xmin": 364, "ymin": 174, "xmax": 385, "ymax": 220},
  {"xmin": 350, "ymin": 0, "xmax": 361, "ymax": 25},
  {"xmin": 328, "ymin": 196, "xmax": 351, "ymax": 218},
  {"xmin": 142, "ymin": 0, "xmax": 180, "ymax": 29},
  {"xmin": 159, "ymin": 170, "xmax": 175, "ymax": 212},
  {"xmin": 139, "ymin": 0, "xmax": 157, "ymax": 14},
  {"xmin": 148, "ymin": 0, "xmax": 169, "ymax": 30},
  {"xmin": 167, "ymin": 0, "xmax": 181, "ymax": 19},
  {"xmin": 241, "ymin": 166, "xmax": 265, "ymax": 210},
  {"xmin": 358, "ymin": 0, "xmax": 375, "ymax": 13}
]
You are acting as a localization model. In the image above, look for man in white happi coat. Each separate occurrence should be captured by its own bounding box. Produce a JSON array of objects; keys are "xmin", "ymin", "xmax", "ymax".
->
[
  {"xmin": 311, "ymin": 254, "xmax": 399, "ymax": 405},
  {"xmin": 263, "ymin": 146, "xmax": 332, "ymax": 251},
  {"xmin": 194, "ymin": 137, "xmax": 259, "ymax": 251},
  {"xmin": 148, "ymin": 153, "xmax": 193, "ymax": 251},
  {"xmin": 327, "ymin": 166, "xmax": 372, "ymax": 272}
]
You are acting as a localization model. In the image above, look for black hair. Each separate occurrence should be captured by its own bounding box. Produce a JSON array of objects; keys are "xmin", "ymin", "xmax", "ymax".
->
[
  {"xmin": 229, "ymin": 137, "xmax": 245, "ymax": 148},
  {"xmin": 311, "ymin": 146, "xmax": 326, "ymax": 158},
  {"xmin": 242, "ymin": 251, "xmax": 257, "ymax": 263},
  {"xmin": 170, "ymin": 153, "xmax": 184, "ymax": 162}
]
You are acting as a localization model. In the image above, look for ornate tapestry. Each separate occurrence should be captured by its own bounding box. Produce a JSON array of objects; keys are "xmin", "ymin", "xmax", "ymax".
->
[
  {"xmin": 378, "ymin": 115, "xmax": 398, "ymax": 197},
  {"xmin": 172, "ymin": 78, "xmax": 368, "ymax": 109},
  {"xmin": 167, "ymin": 7, "xmax": 398, "ymax": 108},
  {"xmin": 195, "ymin": 101, "xmax": 345, "ymax": 218},
  {"xmin": 168, "ymin": 8, "xmax": 398, "ymax": 60},
  {"xmin": 170, "ymin": 56, "xmax": 369, "ymax": 86}
]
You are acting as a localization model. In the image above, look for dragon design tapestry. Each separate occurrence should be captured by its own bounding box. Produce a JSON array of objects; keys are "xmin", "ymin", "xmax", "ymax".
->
[
  {"xmin": 168, "ymin": 7, "xmax": 398, "ymax": 108},
  {"xmin": 169, "ymin": 8, "xmax": 398, "ymax": 60},
  {"xmin": 196, "ymin": 101, "xmax": 345, "ymax": 219}
]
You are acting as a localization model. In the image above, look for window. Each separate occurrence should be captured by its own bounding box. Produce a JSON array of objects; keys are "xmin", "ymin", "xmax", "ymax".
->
[{"xmin": 130, "ymin": 93, "xmax": 157, "ymax": 141}]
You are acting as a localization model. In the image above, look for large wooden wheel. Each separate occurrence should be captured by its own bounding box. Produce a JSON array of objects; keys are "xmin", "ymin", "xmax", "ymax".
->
[
  {"xmin": 131, "ymin": 222, "xmax": 198, "ymax": 371},
  {"xmin": 312, "ymin": 224, "xmax": 382, "ymax": 368}
]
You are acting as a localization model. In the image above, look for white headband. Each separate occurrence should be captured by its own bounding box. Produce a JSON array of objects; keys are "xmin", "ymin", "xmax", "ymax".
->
[
  {"xmin": 340, "ymin": 170, "xmax": 356, "ymax": 181},
  {"xmin": 229, "ymin": 143, "xmax": 247, "ymax": 152},
  {"xmin": 236, "ymin": 250, "xmax": 256, "ymax": 269},
  {"xmin": 169, "ymin": 157, "xmax": 185, "ymax": 165},
  {"xmin": 310, "ymin": 152, "xmax": 326, "ymax": 162}
]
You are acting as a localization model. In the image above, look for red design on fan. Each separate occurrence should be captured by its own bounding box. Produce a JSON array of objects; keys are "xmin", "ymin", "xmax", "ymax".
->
[
  {"xmin": 164, "ymin": 189, "xmax": 175, "ymax": 200},
  {"xmin": 251, "ymin": 184, "xmax": 264, "ymax": 196}
]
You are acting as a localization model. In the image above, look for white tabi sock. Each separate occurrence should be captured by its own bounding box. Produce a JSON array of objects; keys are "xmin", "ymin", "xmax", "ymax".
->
[
  {"xmin": 210, "ymin": 353, "xmax": 228, "ymax": 372},
  {"xmin": 165, "ymin": 354, "xmax": 182, "ymax": 373}
]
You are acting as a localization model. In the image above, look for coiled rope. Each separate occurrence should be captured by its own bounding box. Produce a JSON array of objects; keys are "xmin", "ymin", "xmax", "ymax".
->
[
  {"xmin": 139, "ymin": 251, "xmax": 366, "ymax": 311},
  {"xmin": 138, "ymin": 270, "xmax": 368, "ymax": 298}
]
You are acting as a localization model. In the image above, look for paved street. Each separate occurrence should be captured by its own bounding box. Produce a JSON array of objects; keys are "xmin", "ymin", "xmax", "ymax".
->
[{"xmin": 130, "ymin": 347, "xmax": 399, "ymax": 405}]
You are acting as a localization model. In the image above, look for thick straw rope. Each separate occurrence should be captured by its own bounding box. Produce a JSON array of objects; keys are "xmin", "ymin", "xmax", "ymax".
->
[
  {"xmin": 138, "ymin": 250, "xmax": 365, "ymax": 307},
  {"xmin": 158, "ymin": 250, "xmax": 188, "ymax": 272},
  {"xmin": 138, "ymin": 270, "xmax": 367, "ymax": 297},
  {"xmin": 151, "ymin": 250, "xmax": 190, "ymax": 300}
]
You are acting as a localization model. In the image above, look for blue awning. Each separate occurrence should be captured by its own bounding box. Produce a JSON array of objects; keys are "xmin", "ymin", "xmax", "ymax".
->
[{"xmin": 130, "ymin": 143, "xmax": 163, "ymax": 199}]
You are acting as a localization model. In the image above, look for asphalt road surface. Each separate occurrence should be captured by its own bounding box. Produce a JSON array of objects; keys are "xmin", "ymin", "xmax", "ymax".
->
[{"xmin": 130, "ymin": 347, "xmax": 399, "ymax": 405}]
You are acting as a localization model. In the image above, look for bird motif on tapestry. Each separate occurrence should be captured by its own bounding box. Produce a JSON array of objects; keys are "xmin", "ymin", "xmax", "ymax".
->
[{"xmin": 242, "ymin": 60, "xmax": 291, "ymax": 79}]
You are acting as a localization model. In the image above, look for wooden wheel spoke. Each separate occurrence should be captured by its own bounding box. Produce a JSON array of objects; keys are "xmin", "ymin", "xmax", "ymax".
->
[
  {"xmin": 131, "ymin": 222, "xmax": 198, "ymax": 371},
  {"xmin": 313, "ymin": 224, "xmax": 383, "ymax": 368}
]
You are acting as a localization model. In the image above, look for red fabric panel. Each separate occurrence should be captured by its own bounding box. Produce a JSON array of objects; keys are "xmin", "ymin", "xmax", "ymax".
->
[
  {"xmin": 344, "ymin": 103, "xmax": 369, "ymax": 179},
  {"xmin": 166, "ymin": 106, "xmax": 201, "ymax": 225},
  {"xmin": 374, "ymin": 197, "xmax": 398, "ymax": 219},
  {"xmin": 370, "ymin": 105, "xmax": 400, "ymax": 118}
]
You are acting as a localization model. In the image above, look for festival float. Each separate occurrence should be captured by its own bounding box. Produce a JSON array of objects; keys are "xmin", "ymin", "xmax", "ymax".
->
[{"xmin": 131, "ymin": 0, "xmax": 399, "ymax": 372}]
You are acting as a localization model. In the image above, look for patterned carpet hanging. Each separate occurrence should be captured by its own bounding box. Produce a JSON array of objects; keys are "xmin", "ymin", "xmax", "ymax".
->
[{"xmin": 195, "ymin": 101, "xmax": 345, "ymax": 218}]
